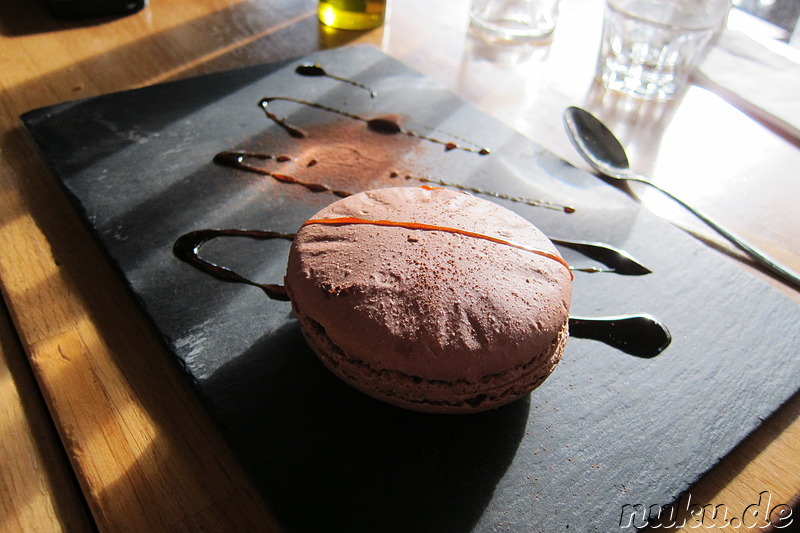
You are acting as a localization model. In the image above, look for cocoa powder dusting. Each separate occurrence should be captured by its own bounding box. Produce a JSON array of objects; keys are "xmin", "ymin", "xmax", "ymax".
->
[{"xmin": 225, "ymin": 117, "xmax": 423, "ymax": 201}]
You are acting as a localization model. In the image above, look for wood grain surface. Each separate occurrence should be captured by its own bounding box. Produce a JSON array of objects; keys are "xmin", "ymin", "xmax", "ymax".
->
[
  {"xmin": 0, "ymin": 0, "xmax": 797, "ymax": 531},
  {"xmin": 0, "ymin": 301, "xmax": 93, "ymax": 532}
]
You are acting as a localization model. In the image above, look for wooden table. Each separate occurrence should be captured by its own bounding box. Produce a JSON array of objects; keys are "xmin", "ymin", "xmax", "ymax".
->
[{"xmin": 1, "ymin": 0, "xmax": 797, "ymax": 531}]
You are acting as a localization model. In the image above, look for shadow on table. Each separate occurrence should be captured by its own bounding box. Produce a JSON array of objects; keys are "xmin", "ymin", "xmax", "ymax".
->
[{"xmin": 204, "ymin": 319, "xmax": 530, "ymax": 533}]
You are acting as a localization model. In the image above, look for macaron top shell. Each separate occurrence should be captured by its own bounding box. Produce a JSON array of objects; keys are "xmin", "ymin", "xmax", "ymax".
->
[{"xmin": 284, "ymin": 187, "xmax": 572, "ymax": 384}]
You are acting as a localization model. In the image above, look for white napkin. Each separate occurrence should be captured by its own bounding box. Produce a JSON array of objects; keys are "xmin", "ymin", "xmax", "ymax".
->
[{"xmin": 695, "ymin": 29, "xmax": 800, "ymax": 142}]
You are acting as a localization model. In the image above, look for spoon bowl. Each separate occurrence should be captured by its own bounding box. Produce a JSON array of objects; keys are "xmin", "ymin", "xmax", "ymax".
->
[
  {"xmin": 563, "ymin": 106, "xmax": 800, "ymax": 291},
  {"xmin": 564, "ymin": 106, "xmax": 630, "ymax": 177}
]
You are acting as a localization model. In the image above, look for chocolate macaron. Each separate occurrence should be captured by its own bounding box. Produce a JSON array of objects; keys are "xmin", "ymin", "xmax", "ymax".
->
[{"xmin": 285, "ymin": 187, "xmax": 572, "ymax": 413}]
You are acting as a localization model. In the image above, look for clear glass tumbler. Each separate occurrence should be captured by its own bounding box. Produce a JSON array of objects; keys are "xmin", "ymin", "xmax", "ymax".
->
[
  {"xmin": 596, "ymin": 0, "xmax": 730, "ymax": 100},
  {"xmin": 469, "ymin": 0, "xmax": 560, "ymax": 43}
]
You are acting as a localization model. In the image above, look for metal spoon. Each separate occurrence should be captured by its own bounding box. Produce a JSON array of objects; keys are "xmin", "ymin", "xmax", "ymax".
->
[{"xmin": 564, "ymin": 106, "xmax": 800, "ymax": 291}]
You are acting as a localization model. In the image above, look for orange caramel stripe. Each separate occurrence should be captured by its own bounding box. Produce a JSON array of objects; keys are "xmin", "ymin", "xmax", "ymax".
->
[{"xmin": 302, "ymin": 216, "xmax": 573, "ymax": 279}]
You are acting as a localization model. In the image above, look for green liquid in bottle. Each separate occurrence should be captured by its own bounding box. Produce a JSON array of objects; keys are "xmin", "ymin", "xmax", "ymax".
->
[{"xmin": 318, "ymin": 0, "xmax": 386, "ymax": 30}]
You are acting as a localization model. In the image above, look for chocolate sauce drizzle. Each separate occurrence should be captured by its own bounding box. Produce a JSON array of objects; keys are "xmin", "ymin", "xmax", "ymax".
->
[
  {"xmin": 394, "ymin": 173, "xmax": 575, "ymax": 214},
  {"xmin": 550, "ymin": 239, "xmax": 651, "ymax": 276},
  {"xmin": 172, "ymin": 225, "xmax": 668, "ymax": 357},
  {"xmin": 173, "ymin": 229, "xmax": 294, "ymax": 301},
  {"xmin": 213, "ymin": 150, "xmax": 351, "ymax": 198},
  {"xmin": 212, "ymin": 148, "xmax": 576, "ymax": 215},
  {"xmin": 295, "ymin": 64, "xmax": 376, "ymax": 98},
  {"xmin": 258, "ymin": 97, "xmax": 491, "ymax": 155}
]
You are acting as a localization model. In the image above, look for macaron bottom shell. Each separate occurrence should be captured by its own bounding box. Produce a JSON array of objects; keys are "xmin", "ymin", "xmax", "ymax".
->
[{"xmin": 294, "ymin": 310, "xmax": 568, "ymax": 414}]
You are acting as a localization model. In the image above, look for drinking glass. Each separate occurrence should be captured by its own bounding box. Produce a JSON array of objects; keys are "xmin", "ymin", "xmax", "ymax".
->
[
  {"xmin": 596, "ymin": 0, "xmax": 730, "ymax": 100},
  {"xmin": 469, "ymin": 0, "xmax": 560, "ymax": 43}
]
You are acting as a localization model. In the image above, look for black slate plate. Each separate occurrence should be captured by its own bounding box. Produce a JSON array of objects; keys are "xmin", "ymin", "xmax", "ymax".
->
[{"xmin": 22, "ymin": 45, "xmax": 800, "ymax": 533}]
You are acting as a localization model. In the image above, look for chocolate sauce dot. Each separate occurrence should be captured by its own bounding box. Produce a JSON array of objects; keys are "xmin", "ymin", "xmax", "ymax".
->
[
  {"xmin": 367, "ymin": 117, "xmax": 402, "ymax": 134},
  {"xmin": 295, "ymin": 64, "xmax": 326, "ymax": 77},
  {"xmin": 295, "ymin": 64, "xmax": 376, "ymax": 97}
]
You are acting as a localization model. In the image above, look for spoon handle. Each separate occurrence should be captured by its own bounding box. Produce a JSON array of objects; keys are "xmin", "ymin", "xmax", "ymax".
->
[{"xmin": 628, "ymin": 174, "xmax": 800, "ymax": 290}]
